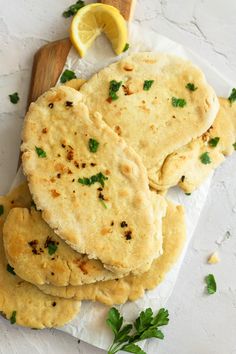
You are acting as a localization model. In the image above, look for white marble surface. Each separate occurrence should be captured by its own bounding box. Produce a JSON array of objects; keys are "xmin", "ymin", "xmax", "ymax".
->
[{"xmin": 0, "ymin": 0, "xmax": 236, "ymax": 353}]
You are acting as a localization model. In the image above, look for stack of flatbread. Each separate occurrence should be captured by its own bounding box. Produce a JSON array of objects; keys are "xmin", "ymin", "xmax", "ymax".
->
[{"xmin": 0, "ymin": 53, "xmax": 235, "ymax": 329}]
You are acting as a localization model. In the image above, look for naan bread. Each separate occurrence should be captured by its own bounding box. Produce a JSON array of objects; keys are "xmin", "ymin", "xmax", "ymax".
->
[
  {"xmin": 3, "ymin": 192, "xmax": 166, "ymax": 286},
  {"xmin": 0, "ymin": 184, "xmax": 80, "ymax": 329},
  {"xmin": 79, "ymin": 52, "xmax": 219, "ymax": 187},
  {"xmin": 152, "ymin": 98, "xmax": 236, "ymax": 193},
  {"xmin": 21, "ymin": 86, "xmax": 159, "ymax": 274},
  {"xmin": 37, "ymin": 200, "xmax": 186, "ymax": 305}
]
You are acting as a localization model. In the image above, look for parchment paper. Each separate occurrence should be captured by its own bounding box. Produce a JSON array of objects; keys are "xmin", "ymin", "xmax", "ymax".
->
[{"xmin": 12, "ymin": 22, "xmax": 234, "ymax": 351}]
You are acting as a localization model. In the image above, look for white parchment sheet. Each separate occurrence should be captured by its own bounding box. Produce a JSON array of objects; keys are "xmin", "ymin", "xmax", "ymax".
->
[{"xmin": 12, "ymin": 22, "xmax": 234, "ymax": 351}]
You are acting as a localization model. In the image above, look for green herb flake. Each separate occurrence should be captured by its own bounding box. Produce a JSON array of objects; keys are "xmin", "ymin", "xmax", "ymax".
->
[
  {"xmin": 10, "ymin": 311, "xmax": 17, "ymax": 325},
  {"xmin": 208, "ymin": 137, "xmax": 220, "ymax": 148},
  {"xmin": 228, "ymin": 88, "xmax": 236, "ymax": 104},
  {"xmin": 9, "ymin": 92, "xmax": 19, "ymax": 104},
  {"xmin": 186, "ymin": 83, "xmax": 198, "ymax": 91},
  {"xmin": 0, "ymin": 205, "xmax": 4, "ymax": 216},
  {"xmin": 63, "ymin": 0, "xmax": 85, "ymax": 18},
  {"xmin": 107, "ymin": 307, "xmax": 169, "ymax": 354},
  {"xmin": 48, "ymin": 243, "xmax": 58, "ymax": 256},
  {"xmin": 200, "ymin": 152, "xmax": 211, "ymax": 164},
  {"xmin": 172, "ymin": 97, "xmax": 187, "ymax": 108},
  {"xmin": 233, "ymin": 142, "xmax": 236, "ymax": 150},
  {"xmin": 35, "ymin": 146, "xmax": 46, "ymax": 158},
  {"xmin": 123, "ymin": 43, "xmax": 130, "ymax": 52},
  {"xmin": 89, "ymin": 138, "xmax": 99, "ymax": 153},
  {"xmin": 60, "ymin": 69, "xmax": 77, "ymax": 83},
  {"xmin": 7, "ymin": 264, "xmax": 16, "ymax": 275},
  {"xmin": 206, "ymin": 274, "xmax": 217, "ymax": 294},
  {"xmin": 100, "ymin": 199, "xmax": 108, "ymax": 209},
  {"xmin": 143, "ymin": 80, "xmax": 154, "ymax": 91},
  {"xmin": 185, "ymin": 193, "xmax": 191, "ymax": 196},
  {"xmin": 109, "ymin": 80, "xmax": 122, "ymax": 101},
  {"xmin": 78, "ymin": 172, "xmax": 108, "ymax": 187}
]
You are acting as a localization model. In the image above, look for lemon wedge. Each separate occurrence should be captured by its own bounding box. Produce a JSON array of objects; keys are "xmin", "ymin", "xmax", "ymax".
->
[{"xmin": 70, "ymin": 3, "xmax": 127, "ymax": 57}]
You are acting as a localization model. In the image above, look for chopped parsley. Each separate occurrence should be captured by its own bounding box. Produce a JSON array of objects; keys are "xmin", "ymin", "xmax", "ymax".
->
[
  {"xmin": 185, "ymin": 193, "xmax": 191, "ymax": 196},
  {"xmin": 206, "ymin": 274, "xmax": 217, "ymax": 294},
  {"xmin": 60, "ymin": 69, "xmax": 77, "ymax": 83},
  {"xmin": 89, "ymin": 138, "xmax": 99, "ymax": 153},
  {"xmin": 0, "ymin": 205, "xmax": 4, "ymax": 216},
  {"xmin": 143, "ymin": 80, "xmax": 154, "ymax": 91},
  {"xmin": 35, "ymin": 146, "xmax": 46, "ymax": 158},
  {"xmin": 9, "ymin": 92, "xmax": 19, "ymax": 104},
  {"xmin": 228, "ymin": 88, "xmax": 236, "ymax": 104},
  {"xmin": 208, "ymin": 137, "xmax": 220, "ymax": 148},
  {"xmin": 100, "ymin": 199, "xmax": 108, "ymax": 209},
  {"xmin": 48, "ymin": 243, "xmax": 57, "ymax": 255},
  {"xmin": 10, "ymin": 311, "xmax": 17, "ymax": 325},
  {"xmin": 233, "ymin": 142, "xmax": 236, "ymax": 150},
  {"xmin": 107, "ymin": 307, "xmax": 169, "ymax": 354},
  {"xmin": 123, "ymin": 43, "xmax": 130, "ymax": 52},
  {"xmin": 78, "ymin": 172, "xmax": 108, "ymax": 187},
  {"xmin": 109, "ymin": 80, "xmax": 122, "ymax": 101},
  {"xmin": 200, "ymin": 152, "xmax": 211, "ymax": 164},
  {"xmin": 172, "ymin": 97, "xmax": 186, "ymax": 108},
  {"xmin": 186, "ymin": 83, "xmax": 198, "ymax": 91},
  {"xmin": 63, "ymin": 0, "xmax": 85, "ymax": 18},
  {"xmin": 7, "ymin": 264, "xmax": 16, "ymax": 275}
]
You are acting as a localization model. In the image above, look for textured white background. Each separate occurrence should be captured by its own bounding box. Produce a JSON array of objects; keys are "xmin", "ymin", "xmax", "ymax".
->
[{"xmin": 0, "ymin": 0, "xmax": 236, "ymax": 353}]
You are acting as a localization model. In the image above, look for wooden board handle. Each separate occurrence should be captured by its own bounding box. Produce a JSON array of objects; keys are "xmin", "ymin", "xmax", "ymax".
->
[{"xmin": 100, "ymin": 0, "xmax": 136, "ymax": 21}]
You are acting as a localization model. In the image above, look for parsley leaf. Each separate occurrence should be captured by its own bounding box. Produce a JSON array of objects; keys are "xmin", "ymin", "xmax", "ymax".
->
[
  {"xmin": 121, "ymin": 343, "xmax": 145, "ymax": 354},
  {"xmin": 206, "ymin": 274, "xmax": 217, "ymax": 294},
  {"xmin": 186, "ymin": 83, "xmax": 198, "ymax": 91},
  {"xmin": 233, "ymin": 142, "xmax": 236, "ymax": 150},
  {"xmin": 89, "ymin": 138, "xmax": 99, "ymax": 153},
  {"xmin": 143, "ymin": 80, "xmax": 154, "ymax": 91},
  {"xmin": 172, "ymin": 97, "xmax": 186, "ymax": 108},
  {"xmin": 60, "ymin": 69, "xmax": 77, "ymax": 83},
  {"xmin": 208, "ymin": 137, "xmax": 220, "ymax": 148},
  {"xmin": 48, "ymin": 243, "xmax": 58, "ymax": 255},
  {"xmin": 123, "ymin": 43, "xmax": 130, "ymax": 52},
  {"xmin": 10, "ymin": 311, "xmax": 17, "ymax": 324},
  {"xmin": 109, "ymin": 80, "xmax": 122, "ymax": 101},
  {"xmin": 35, "ymin": 146, "xmax": 46, "ymax": 158},
  {"xmin": 7, "ymin": 264, "xmax": 16, "ymax": 275},
  {"xmin": 228, "ymin": 88, "xmax": 236, "ymax": 104},
  {"xmin": 200, "ymin": 152, "xmax": 211, "ymax": 164},
  {"xmin": 9, "ymin": 92, "xmax": 19, "ymax": 104},
  {"xmin": 63, "ymin": 0, "xmax": 85, "ymax": 18},
  {"xmin": 0, "ymin": 205, "xmax": 4, "ymax": 216},
  {"xmin": 100, "ymin": 199, "xmax": 108, "ymax": 209},
  {"xmin": 107, "ymin": 307, "xmax": 169, "ymax": 354},
  {"xmin": 78, "ymin": 172, "xmax": 108, "ymax": 187}
]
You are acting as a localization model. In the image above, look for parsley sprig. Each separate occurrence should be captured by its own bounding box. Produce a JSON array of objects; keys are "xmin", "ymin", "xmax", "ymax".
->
[
  {"xmin": 109, "ymin": 80, "xmax": 122, "ymax": 101},
  {"xmin": 63, "ymin": 1, "xmax": 85, "ymax": 18},
  {"xmin": 107, "ymin": 307, "xmax": 169, "ymax": 354}
]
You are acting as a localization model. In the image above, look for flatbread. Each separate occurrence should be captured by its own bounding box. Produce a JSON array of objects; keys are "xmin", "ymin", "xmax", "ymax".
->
[
  {"xmin": 21, "ymin": 85, "xmax": 160, "ymax": 275},
  {"xmin": 37, "ymin": 200, "xmax": 186, "ymax": 305},
  {"xmin": 0, "ymin": 184, "xmax": 80, "ymax": 329},
  {"xmin": 151, "ymin": 98, "xmax": 236, "ymax": 193},
  {"xmin": 79, "ymin": 52, "xmax": 219, "ymax": 187},
  {"xmin": 3, "ymin": 192, "xmax": 166, "ymax": 287}
]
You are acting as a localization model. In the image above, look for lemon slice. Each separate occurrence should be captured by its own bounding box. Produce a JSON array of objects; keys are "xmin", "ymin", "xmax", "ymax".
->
[{"xmin": 70, "ymin": 3, "xmax": 127, "ymax": 57}]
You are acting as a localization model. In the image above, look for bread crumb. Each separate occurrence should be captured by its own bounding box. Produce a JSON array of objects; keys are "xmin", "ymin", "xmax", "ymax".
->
[{"xmin": 208, "ymin": 252, "xmax": 220, "ymax": 264}]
